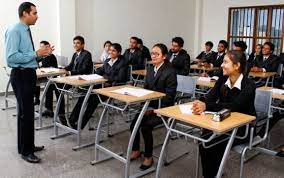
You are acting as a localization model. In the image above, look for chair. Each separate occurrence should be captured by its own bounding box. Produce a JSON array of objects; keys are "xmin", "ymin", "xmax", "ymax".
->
[
  {"xmin": 55, "ymin": 55, "xmax": 68, "ymax": 67},
  {"xmin": 233, "ymin": 89, "xmax": 273, "ymax": 178},
  {"xmin": 175, "ymin": 75, "xmax": 198, "ymax": 104},
  {"xmin": 1, "ymin": 66, "xmax": 16, "ymax": 110}
]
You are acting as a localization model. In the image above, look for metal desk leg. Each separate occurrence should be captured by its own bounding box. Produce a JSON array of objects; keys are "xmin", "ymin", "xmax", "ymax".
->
[
  {"xmin": 155, "ymin": 119, "xmax": 175, "ymax": 178},
  {"xmin": 216, "ymin": 128, "xmax": 238, "ymax": 178},
  {"xmin": 36, "ymin": 79, "xmax": 52, "ymax": 130},
  {"xmin": 1, "ymin": 78, "xmax": 16, "ymax": 110},
  {"xmin": 73, "ymin": 84, "xmax": 96, "ymax": 151}
]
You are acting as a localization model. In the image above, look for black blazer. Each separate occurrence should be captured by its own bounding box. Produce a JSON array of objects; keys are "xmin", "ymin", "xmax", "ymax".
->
[
  {"xmin": 39, "ymin": 54, "xmax": 58, "ymax": 68},
  {"xmin": 211, "ymin": 52, "xmax": 225, "ymax": 67},
  {"xmin": 96, "ymin": 55, "xmax": 128, "ymax": 85},
  {"xmin": 123, "ymin": 48, "xmax": 144, "ymax": 70},
  {"xmin": 145, "ymin": 63, "xmax": 177, "ymax": 108},
  {"xmin": 204, "ymin": 75, "xmax": 256, "ymax": 116},
  {"xmin": 65, "ymin": 49, "xmax": 93, "ymax": 75},
  {"xmin": 253, "ymin": 54, "xmax": 280, "ymax": 72},
  {"xmin": 141, "ymin": 46, "xmax": 151, "ymax": 61},
  {"xmin": 196, "ymin": 51, "xmax": 215, "ymax": 63},
  {"xmin": 168, "ymin": 49, "xmax": 191, "ymax": 76}
]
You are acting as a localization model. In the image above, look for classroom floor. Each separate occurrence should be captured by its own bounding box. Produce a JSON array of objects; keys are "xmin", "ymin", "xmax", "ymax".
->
[{"xmin": 0, "ymin": 96, "xmax": 283, "ymax": 178}]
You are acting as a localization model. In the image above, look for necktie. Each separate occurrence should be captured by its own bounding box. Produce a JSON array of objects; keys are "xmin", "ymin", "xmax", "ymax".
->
[
  {"xmin": 73, "ymin": 54, "xmax": 79, "ymax": 70},
  {"xmin": 27, "ymin": 28, "xmax": 35, "ymax": 51},
  {"xmin": 170, "ymin": 54, "xmax": 177, "ymax": 63}
]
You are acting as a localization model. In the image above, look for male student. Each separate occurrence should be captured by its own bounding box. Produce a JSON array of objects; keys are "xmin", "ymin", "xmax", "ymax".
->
[
  {"xmin": 58, "ymin": 36, "xmax": 93, "ymax": 126},
  {"xmin": 123, "ymin": 36, "xmax": 144, "ymax": 70},
  {"xmin": 167, "ymin": 37, "xmax": 191, "ymax": 75},
  {"xmin": 196, "ymin": 41, "xmax": 215, "ymax": 63},
  {"xmin": 5, "ymin": 2, "xmax": 52, "ymax": 163},
  {"xmin": 137, "ymin": 38, "xmax": 151, "ymax": 62}
]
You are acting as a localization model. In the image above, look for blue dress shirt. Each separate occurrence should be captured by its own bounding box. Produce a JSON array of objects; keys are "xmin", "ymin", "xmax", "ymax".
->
[{"xmin": 5, "ymin": 22, "xmax": 38, "ymax": 68}]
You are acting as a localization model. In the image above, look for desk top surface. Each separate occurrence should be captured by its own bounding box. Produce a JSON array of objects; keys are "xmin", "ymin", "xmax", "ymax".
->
[
  {"xmin": 132, "ymin": 69, "xmax": 147, "ymax": 76},
  {"xmin": 36, "ymin": 68, "xmax": 67, "ymax": 78},
  {"xmin": 154, "ymin": 103, "xmax": 255, "ymax": 133},
  {"xmin": 249, "ymin": 72, "xmax": 277, "ymax": 78},
  {"xmin": 93, "ymin": 85, "xmax": 165, "ymax": 104},
  {"xmin": 51, "ymin": 75, "xmax": 107, "ymax": 86},
  {"xmin": 258, "ymin": 86, "xmax": 284, "ymax": 100},
  {"xmin": 191, "ymin": 65, "xmax": 219, "ymax": 71}
]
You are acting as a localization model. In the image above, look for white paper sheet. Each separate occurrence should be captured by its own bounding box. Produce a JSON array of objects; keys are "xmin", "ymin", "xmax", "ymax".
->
[
  {"xmin": 197, "ymin": 77, "xmax": 211, "ymax": 82},
  {"xmin": 271, "ymin": 88, "xmax": 284, "ymax": 95},
  {"xmin": 111, "ymin": 87, "xmax": 154, "ymax": 97},
  {"xmin": 179, "ymin": 104, "xmax": 193, "ymax": 115},
  {"xmin": 40, "ymin": 67, "xmax": 60, "ymax": 73},
  {"xmin": 78, "ymin": 74, "xmax": 103, "ymax": 81}
]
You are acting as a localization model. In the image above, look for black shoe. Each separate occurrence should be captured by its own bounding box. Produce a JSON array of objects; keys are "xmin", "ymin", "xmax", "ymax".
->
[
  {"xmin": 42, "ymin": 110, "xmax": 54, "ymax": 117},
  {"xmin": 139, "ymin": 161, "xmax": 154, "ymax": 170},
  {"xmin": 59, "ymin": 116, "xmax": 68, "ymax": 126},
  {"xmin": 33, "ymin": 146, "xmax": 44, "ymax": 152},
  {"xmin": 34, "ymin": 99, "xmax": 40, "ymax": 105},
  {"xmin": 276, "ymin": 150, "xmax": 284, "ymax": 157},
  {"xmin": 21, "ymin": 153, "xmax": 41, "ymax": 163}
]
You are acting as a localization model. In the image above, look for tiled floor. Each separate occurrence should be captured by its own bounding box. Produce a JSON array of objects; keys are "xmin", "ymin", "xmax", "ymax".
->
[{"xmin": 0, "ymin": 96, "xmax": 283, "ymax": 178}]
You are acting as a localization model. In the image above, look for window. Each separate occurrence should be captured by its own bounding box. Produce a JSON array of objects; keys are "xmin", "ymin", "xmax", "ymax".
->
[{"xmin": 228, "ymin": 5, "xmax": 284, "ymax": 55}]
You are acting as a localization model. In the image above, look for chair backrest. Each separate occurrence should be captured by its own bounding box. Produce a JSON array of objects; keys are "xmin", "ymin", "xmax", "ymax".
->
[
  {"xmin": 254, "ymin": 89, "xmax": 272, "ymax": 119},
  {"xmin": 177, "ymin": 75, "xmax": 197, "ymax": 96},
  {"xmin": 277, "ymin": 63, "xmax": 283, "ymax": 77},
  {"xmin": 56, "ymin": 55, "xmax": 68, "ymax": 67}
]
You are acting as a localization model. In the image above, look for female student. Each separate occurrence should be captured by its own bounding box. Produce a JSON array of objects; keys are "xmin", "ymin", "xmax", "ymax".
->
[
  {"xmin": 68, "ymin": 43, "xmax": 128, "ymax": 129},
  {"xmin": 130, "ymin": 43, "xmax": 177, "ymax": 170},
  {"xmin": 192, "ymin": 50, "xmax": 256, "ymax": 178},
  {"xmin": 100, "ymin": 41, "xmax": 112, "ymax": 62}
]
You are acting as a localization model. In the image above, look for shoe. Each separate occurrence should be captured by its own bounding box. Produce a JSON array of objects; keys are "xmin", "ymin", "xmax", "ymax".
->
[
  {"xmin": 21, "ymin": 153, "xmax": 41, "ymax": 163},
  {"xmin": 130, "ymin": 151, "xmax": 141, "ymax": 161},
  {"xmin": 42, "ymin": 110, "xmax": 54, "ymax": 117},
  {"xmin": 33, "ymin": 146, "xmax": 44, "ymax": 152},
  {"xmin": 59, "ymin": 116, "xmax": 68, "ymax": 126},
  {"xmin": 34, "ymin": 99, "xmax": 40, "ymax": 105},
  {"xmin": 276, "ymin": 150, "xmax": 284, "ymax": 157},
  {"xmin": 139, "ymin": 158, "xmax": 154, "ymax": 170}
]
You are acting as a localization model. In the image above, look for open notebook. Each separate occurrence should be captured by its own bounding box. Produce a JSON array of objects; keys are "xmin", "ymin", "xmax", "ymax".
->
[{"xmin": 111, "ymin": 87, "xmax": 154, "ymax": 97}]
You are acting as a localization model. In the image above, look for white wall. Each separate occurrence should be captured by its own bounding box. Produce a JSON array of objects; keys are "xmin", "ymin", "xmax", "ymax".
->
[
  {"xmin": 198, "ymin": 0, "xmax": 284, "ymax": 54},
  {"xmin": 76, "ymin": 0, "xmax": 196, "ymax": 62}
]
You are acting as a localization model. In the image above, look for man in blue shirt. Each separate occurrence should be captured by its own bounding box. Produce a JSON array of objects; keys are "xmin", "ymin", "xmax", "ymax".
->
[{"xmin": 5, "ymin": 2, "xmax": 53, "ymax": 163}]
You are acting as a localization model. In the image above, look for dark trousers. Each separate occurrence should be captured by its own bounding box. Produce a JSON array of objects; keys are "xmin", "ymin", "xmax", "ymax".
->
[
  {"xmin": 199, "ymin": 129, "xmax": 248, "ymax": 178},
  {"xmin": 10, "ymin": 68, "xmax": 37, "ymax": 156},
  {"xmin": 45, "ymin": 83, "xmax": 65, "ymax": 115},
  {"xmin": 130, "ymin": 113, "xmax": 163, "ymax": 157},
  {"xmin": 69, "ymin": 94, "xmax": 107, "ymax": 129}
]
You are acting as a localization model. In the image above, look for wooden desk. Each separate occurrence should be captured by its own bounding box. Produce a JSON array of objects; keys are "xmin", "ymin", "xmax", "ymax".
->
[
  {"xmin": 258, "ymin": 86, "xmax": 284, "ymax": 100},
  {"xmin": 249, "ymin": 72, "xmax": 277, "ymax": 78},
  {"xmin": 191, "ymin": 64, "xmax": 219, "ymax": 72},
  {"xmin": 154, "ymin": 103, "xmax": 255, "ymax": 178},
  {"xmin": 131, "ymin": 69, "xmax": 147, "ymax": 86},
  {"xmin": 94, "ymin": 63, "xmax": 103, "ymax": 69},
  {"xmin": 196, "ymin": 77, "xmax": 216, "ymax": 88},
  {"xmin": 91, "ymin": 85, "xmax": 165, "ymax": 178},
  {"xmin": 50, "ymin": 75, "xmax": 107, "ymax": 150},
  {"xmin": 131, "ymin": 69, "xmax": 146, "ymax": 76},
  {"xmin": 36, "ymin": 68, "xmax": 67, "ymax": 78}
]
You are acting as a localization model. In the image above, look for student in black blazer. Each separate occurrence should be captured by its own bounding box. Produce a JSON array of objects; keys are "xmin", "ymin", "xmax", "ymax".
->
[
  {"xmin": 123, "ymin": 36, "xmax": 144, "ymax": 70},
  {"xmin": 193, "ymin": 50, "xmax": 256, "ymax": 178},
  {"xmin": 137, "ymin": 38, "xmax": 151, "ymax": 61},
  {"xmin": 130, "ymin": 43, "xmax": 177, "ymax": 170},
  {"xmin": 167, "ymin": 37, "xmax": 191, "ymax": 75},
  {"xmin": 57, "ymin": 36, "xmax": 93, "ymax": 125},
  {"xmin": 251, "ymin": 42, "xmax": 279, "ymax": 73},
  {"xmin": 68, "ymin": 43, "xmax": 128, "ymax": 129},
  {"xmin": 196, "ymin": 41, "xmax": 215, "ymax": 63}
]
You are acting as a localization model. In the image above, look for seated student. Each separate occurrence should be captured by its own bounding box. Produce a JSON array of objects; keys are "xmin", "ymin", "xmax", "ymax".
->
[
  {"xmin": 251, "ymin": 42, "xmax": 279, "ymax": 73},
  {"xmin": 193, "ymin": 50, "xmax": 256, "ymax": 178},
  {"xmin": 123, "ymin": 36, "xmax": 144, "ymax": 70},
  {"xmin": 137, "ymin": 38, "xmax": 151, "ymax": 62},
  {"xmin": 34, "ymin": 41, "xmax": 58, "ymax": 106},
  {"xmin": 167, "ymin": 37, "xmax": 191, "ymax": 75},
  {"xmin": 58, "ymin": 36, "xmax": 93, "ymax": 125},
  {"xmin": 130, "ymin": 43, "xmax": 177, "ymax": 170},
  {"xmin": 233, "ymin": 41, "xmax": 248, "ymax": 59},
  {"xmin": 247, "ymin": 44, "xmax": 262, "ymax": 71},
  {"xmin": 100, "ymin": 41, "xmax": 112, "ymax": 63},
  {"xmin": 68, "ymin": 43, "xmax": 128, "ymax": 129},
  {"xmin": 196, "ymin": 41, "xmax": 215, "ymax": 64}
]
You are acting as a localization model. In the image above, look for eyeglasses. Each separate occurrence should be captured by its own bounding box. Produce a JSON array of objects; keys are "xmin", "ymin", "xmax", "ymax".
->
[{"xmin": 150, "ymin": 52, "xmax": 160, "ymax": 57}]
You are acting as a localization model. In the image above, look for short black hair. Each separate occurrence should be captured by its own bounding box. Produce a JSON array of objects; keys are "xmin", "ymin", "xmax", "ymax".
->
[
  {"xmin": 40, "ymin": 41, "xmax": 50, "ymax": 45},
  {"xmin": 219, "ymin": 40, "xmax": 228, "ymax": 49},
  {"xmin": 18, "ymin": 2, "xmax": 36, "ymax": 18},
  {"xmin": 130, "ymin": 36, "xmax": 139, "ymax": 43},
  {"xmin": 153, "ymin": 43, "xmax": 169, "ymax": 62},
  {"xmin": 103, "ymin": 41, "xmax": 112, "ymax": 47},
  {"xmin": 73, "ymin": 36, "xmax": 85, "ymax": 44},
  {"xmin": 172, "ymin": 37, "xmax": 184, "ymax": 47},
  {"xmin": 263, "ymin": 42, "xmax": 275, "ymax": 52},
  {"xmin": 111, "ymin": 43, "xmax": 122, "ymax": 53},
  {"xmin": 233, "ymin": 41, "xmax": 247, "ymax": 51},
  {"xmin": 137, "ymin": 38, "xmax": 143, "ymax": 45},
  {"xmin": 205, "ymin": 41, "xmax": 214, "ymax": 48}
]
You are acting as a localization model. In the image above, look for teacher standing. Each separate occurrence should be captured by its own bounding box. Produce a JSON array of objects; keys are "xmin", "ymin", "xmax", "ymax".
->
[{"xmin": 5, "ymin": 2, "xmax": 53, "ymax": 163}]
